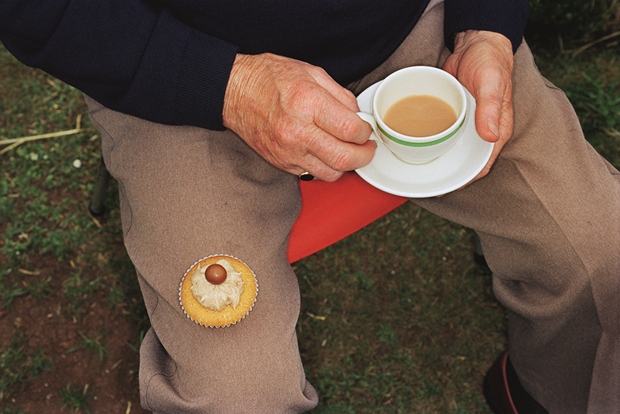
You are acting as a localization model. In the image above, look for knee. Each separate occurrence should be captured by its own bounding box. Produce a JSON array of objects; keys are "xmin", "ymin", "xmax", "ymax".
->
[
  {"xmin": 488, "ymin": 221, "xmax": 619, "ymax": 324},
  {"xmin": 140, "ymin": 328, "xmax": 319, "ymax": 413}
]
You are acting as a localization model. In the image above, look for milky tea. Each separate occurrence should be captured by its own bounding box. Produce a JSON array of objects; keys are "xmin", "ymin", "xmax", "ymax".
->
[{"xmin": 383, "ymin": 94, "xmax": 457, "ymax": 137}]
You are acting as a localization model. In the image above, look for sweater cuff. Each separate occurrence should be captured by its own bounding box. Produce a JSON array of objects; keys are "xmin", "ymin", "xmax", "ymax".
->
[
  {"xmin": 443, "ymin": 1, "xmax": 528, "ymax": 54},
  {"xmin": 175, "ymin": 30, "xmax": 239, "ymax": 130}
]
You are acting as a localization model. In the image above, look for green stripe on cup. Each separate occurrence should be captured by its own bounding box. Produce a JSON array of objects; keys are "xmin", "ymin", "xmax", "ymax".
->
[{"xmin": 377, "ymin": 118, "xmax": 465, "ymax": 147}]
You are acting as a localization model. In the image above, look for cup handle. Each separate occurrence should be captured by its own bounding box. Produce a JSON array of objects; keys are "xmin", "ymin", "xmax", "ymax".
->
[{"xmin": 356, "ymin": 112, "xmax": 379, "ymax": 141}]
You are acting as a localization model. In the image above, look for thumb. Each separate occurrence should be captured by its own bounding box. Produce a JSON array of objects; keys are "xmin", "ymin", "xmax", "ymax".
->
[{"xmin": 473, "ymin": 77, "xmax": 508, "ymax": 143}]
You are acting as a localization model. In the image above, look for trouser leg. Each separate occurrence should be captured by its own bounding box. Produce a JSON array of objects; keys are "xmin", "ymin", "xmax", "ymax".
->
[
  {"xmin": 86, "ymin": 97, "xmax": 318, "ymax": 413},
  {"xmin": 420, "ymin": 52, "xmax": 620, "ymax": 413},
  {"xmin": 349, "ymin": 1, "xmax": 620, "ymax": 413}
]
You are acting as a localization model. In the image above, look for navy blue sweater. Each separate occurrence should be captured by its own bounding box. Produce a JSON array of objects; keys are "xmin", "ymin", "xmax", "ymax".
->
[{"xmin": 0, "ymin": 0, "xmax": 527, "ymax": 130}]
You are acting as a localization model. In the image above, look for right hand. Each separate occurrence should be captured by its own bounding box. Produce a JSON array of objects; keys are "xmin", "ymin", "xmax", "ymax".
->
[{"xmin": 222, "ymin": 53, "xmax": 376, "ymax": 182}]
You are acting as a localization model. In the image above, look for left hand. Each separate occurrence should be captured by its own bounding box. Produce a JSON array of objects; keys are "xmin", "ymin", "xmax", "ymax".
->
[{"xmin": 442, "ymin": 30, "xmax": 514, "ymax": 183}]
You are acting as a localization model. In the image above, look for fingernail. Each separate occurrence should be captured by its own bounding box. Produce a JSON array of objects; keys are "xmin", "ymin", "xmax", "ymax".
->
[{"xmin": 488, "ymin": 119, "xmax": 500, "ymax": 138}]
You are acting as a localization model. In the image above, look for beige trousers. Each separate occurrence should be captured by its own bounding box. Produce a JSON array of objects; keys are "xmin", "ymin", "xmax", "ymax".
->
[{"xmin": 86, "ymin": 1, "xmax": 620, "ymax": 412}]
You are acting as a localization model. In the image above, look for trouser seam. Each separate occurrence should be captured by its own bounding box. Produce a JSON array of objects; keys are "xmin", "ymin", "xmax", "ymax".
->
[
  {"xmin": 503, "ymin": 157, "xmax": 593, "ymax": 285},
  {"xmin": 87, "ymin": 96, "xmax": 135, "ymax": 238}
]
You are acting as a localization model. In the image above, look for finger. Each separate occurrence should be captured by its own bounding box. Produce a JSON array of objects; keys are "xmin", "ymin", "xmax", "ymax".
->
[
  {"xmin": 497, "ymin": 93, "xmax": 514, "ymax": 140},
  {"xmin": 473, "ymin": 79, "xmax": 505, "ymax": 143},
  {"xmin": 461, "ymin": 87, "xmax": 512, "ymax": 186},
  {"xmin": 302, "ymin": 71, "xmax": 373, "ymax": 145},
  {"xmin": 472, "ymin": 67, "xmax": 514, "ymax": 143},
  {"xmin": 296, "ymin": 153, "xmax": 345, "ymax": 183},
  {"xmin": 307, "ymin": 67, "xmax": 376, "ymax": 145},
  {"xmin": 441, "ymin": 54, "xmax": 459, "ymax": 79},
  {"xmin": 308, "ymin": 66, "xmax": 360, "ymax": 112},
  {"xmin": 314, "ymin": 100, "xmax": 374, "ymax": 145},
  {"xmin": 304, "ymin": 126, "xmax": 377, "ymax": 173}
]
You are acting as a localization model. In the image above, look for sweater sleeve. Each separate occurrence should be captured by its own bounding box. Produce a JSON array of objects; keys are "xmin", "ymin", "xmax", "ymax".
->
[
  {"xmin": 443, "ymin": 0, "xmax": 529, "ymax": 53},
  {"xmin": 0, "ymin": 0, "xmax": 238, "ymax": 130}
]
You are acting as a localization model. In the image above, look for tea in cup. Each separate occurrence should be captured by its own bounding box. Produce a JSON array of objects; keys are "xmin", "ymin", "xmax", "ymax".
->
[{"xmin": 357, "ymin": 66, "xmax": 467, "ymax": 164}]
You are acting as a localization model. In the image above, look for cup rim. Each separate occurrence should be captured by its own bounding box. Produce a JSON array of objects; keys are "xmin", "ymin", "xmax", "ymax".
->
[{"xmin": 372, "ymin": 66, "xmax": 467, "ymax": 144}]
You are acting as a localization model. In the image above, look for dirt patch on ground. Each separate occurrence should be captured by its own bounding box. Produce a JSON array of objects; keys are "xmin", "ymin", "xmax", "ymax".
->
[{"xmin": 0, "ymin": 252, "xmax": 150, "ymax": 414}]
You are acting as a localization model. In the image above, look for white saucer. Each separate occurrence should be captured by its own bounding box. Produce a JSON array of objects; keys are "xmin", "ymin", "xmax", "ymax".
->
[{"xmin": 355, "ymin": 81, "xmax": 494, "ymax": 198}]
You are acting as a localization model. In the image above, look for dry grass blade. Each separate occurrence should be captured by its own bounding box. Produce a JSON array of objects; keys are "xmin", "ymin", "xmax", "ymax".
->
[
  {"xmin": 605, "ymin": 127, "xmax": 620, "ymax": 138},
  {"xmin": 569, "ymin": 30, "xmax": 620, "ymax": 57},
  {"xmin": 18, "ymin": 269, "xmax": 41, "ymax": 276},
  {"xmin": 0, "ymin": 115, "xmax": 83, "ymax": 154},
  {"xmin": 0, "ymin": 128, "xmax": 84, "ymax": 149}
]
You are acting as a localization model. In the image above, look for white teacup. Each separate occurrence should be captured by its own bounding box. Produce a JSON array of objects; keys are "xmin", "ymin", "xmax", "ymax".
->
[{"xmin": 358, "ymin": 66, "xmax": 467, "ymax": 164}]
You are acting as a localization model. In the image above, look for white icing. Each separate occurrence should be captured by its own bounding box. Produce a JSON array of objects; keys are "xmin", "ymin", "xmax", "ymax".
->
[{"xmin": 190, "ymin": 259, "xmax": 244, "ymax": 311}]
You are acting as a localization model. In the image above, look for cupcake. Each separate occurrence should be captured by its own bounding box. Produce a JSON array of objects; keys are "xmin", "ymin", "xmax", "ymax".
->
[{"xmin": 180, "ymin": 255, "xmax": 258, "ymax": 328}]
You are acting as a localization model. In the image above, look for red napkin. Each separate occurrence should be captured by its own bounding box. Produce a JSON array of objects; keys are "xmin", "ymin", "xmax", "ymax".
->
[{"xmin": 287, "ymin": 171, "xmax": 407, "ymax": 263}]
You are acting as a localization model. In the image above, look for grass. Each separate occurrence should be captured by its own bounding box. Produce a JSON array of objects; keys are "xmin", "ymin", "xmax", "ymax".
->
[
  {"xmin": 533, "ymin": 45, "xmax": 620, "ymax": 168},
  {"xmin": 296, "ymin": 209, "xmax": 504, "ymax": 413},
  {"xmin": 65, "ymin": 331, "xmax": 110, "ymax": 367},
  {"xmin": 0, "ymin": 404, "xmax": 25, "ymax": 414},
  {"xmin": 1, "ymin": 43, "xmax": 147, "ymax": 411},
  {"xmin": 0, "ymin": 332, "xmax": 52, "ymax": 401},
  {"xmin": 1, "ymin": 35, "xmax": 619, "ymax": 413},
  {"xmin": 63, "ymin": 271, "xmax": 105, "ymax": 319},
  {"xmin": 58, "ymin": 383, "xmax": 94, "ymax": 414}
]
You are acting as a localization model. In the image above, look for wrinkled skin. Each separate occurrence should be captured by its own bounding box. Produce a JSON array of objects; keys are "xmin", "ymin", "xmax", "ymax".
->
[
  {"xmin": 223, "ymin": 30, "xmax": 514, "ymax": 185},
  {"xmin": 443, "ymin": 30, "xmax": 514, "ymax": 182}
]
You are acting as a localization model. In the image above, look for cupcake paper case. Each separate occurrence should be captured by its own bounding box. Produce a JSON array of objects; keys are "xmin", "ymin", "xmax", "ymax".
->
[{"xmin": 179, "ymin": 255, "xmax": 258, "ymax": 328}]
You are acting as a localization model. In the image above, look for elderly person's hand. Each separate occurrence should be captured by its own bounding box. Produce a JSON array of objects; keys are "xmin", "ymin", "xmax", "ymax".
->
[
  {"xmin": 223, "ymin": 53, "xmax": 375, "ymax": 182},
  {"xmin": 442, "ymin": 30, "xmax": 514, "ymax": 183}
]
